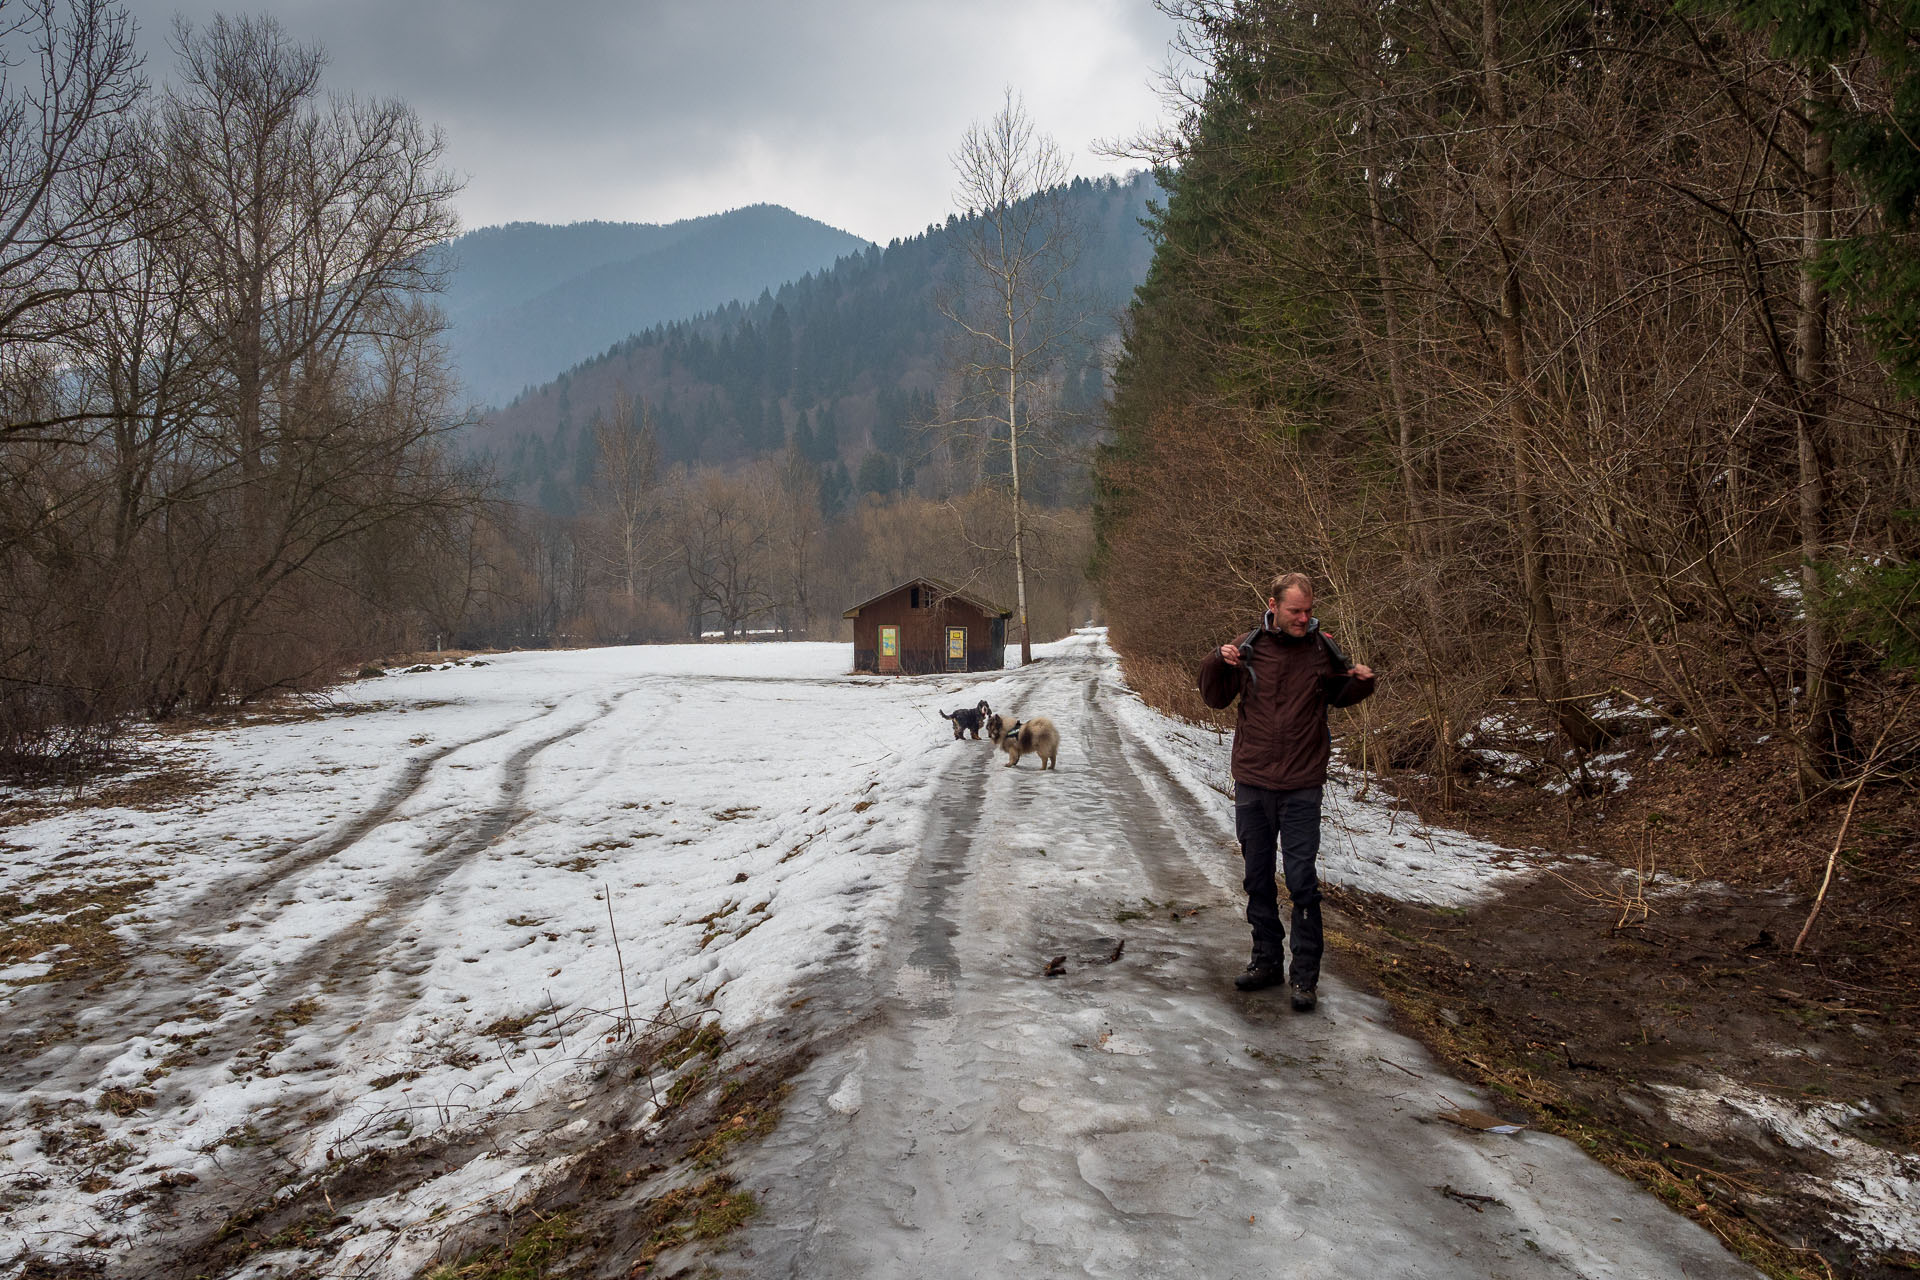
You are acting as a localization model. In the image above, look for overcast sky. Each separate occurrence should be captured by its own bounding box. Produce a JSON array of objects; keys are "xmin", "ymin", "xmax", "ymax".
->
[{"xmin": 134, "ymin": 1, "xmax": 1185, "ymax": 244}]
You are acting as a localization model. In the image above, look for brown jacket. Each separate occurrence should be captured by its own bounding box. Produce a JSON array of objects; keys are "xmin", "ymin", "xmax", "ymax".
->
[{"xmin": 1197, "ymin": 620, "xmax": 1376, "ymax": 791}]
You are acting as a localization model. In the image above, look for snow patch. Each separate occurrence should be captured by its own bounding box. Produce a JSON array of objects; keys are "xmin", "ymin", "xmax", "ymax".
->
[
  {"xmin": 1106, "ymin": 674, "xmax": 1528, "ymax": 906},
  {"xmin": 827, "ymin": 1050, "xmax": 867, "ymax": 1116},
  {"xmin": 1652, "ymin": 1076, "xmax": 1920, "ymax": 1255}
]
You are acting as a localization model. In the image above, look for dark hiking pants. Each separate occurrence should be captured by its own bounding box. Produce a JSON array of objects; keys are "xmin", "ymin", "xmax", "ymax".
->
[{"xmin": 1234, "ymin": 783, "xmax": 1324, "ymax": 988}]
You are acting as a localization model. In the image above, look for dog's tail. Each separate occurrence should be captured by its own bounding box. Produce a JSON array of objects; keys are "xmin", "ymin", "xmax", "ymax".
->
[{"xmin": 939, "ymin": 709, "xmax": 956, "ymax": 720}]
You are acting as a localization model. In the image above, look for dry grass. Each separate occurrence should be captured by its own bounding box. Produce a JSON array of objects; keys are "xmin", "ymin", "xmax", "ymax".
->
[
  {"xmin": 1113, "ymin": 656, "xmax": 1232, "ymax": 732},
  {"xmin": 373, "ymin": 648, "xmax": 497, "ymax": 667},
  {"xmin": 0, "ymin": 877, "xmax": 155, "ymax": 989},
  {"xmin": 2, "ymin": 763, "xmax": 209, "ymax": 828}
]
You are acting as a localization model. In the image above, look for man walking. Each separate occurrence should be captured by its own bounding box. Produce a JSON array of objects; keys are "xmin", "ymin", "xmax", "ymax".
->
[{"xmin": 1198, "ymin": 573, "xmax": 1375, "ymax": 1010}]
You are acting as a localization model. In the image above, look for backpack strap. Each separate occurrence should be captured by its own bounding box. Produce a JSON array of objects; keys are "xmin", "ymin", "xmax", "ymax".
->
[
  {"xmin": 1230, "ymin": 626, "xmax": 1261, "ymax": 694},
  {"xmin": 1316, "ymin": 625, "xmax": 1351, "ymax": 672}
]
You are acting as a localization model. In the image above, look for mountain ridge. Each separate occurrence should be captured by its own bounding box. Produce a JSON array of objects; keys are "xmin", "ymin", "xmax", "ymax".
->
[
  {"xmin": 471, "ymin": 172, "xmax": 1161, "ymax": 515},
  {"xmin": 435, "ymin": 205, "xmax": 872, "ymax": 407}
]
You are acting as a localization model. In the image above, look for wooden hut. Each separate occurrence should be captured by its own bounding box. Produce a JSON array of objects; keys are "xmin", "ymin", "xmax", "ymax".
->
[{"xmin": 843, "ymin": 577, "xmax": 1011, "ymax": 675}]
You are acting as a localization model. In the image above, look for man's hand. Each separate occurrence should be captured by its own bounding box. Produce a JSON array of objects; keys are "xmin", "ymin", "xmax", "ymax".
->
[
  {"xmin": 1347, "ymin": 664, "xmax": 1375, "ymax": 680},
  {"xmin": 1220, "ymin": 643, "xmax": 1241, "ymax": 665}
]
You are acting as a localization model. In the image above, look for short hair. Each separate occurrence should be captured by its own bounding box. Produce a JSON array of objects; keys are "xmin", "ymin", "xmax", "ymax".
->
[{"xmin": 1269, "ymin": 572, "xmax": 1314, "ymax": 602}]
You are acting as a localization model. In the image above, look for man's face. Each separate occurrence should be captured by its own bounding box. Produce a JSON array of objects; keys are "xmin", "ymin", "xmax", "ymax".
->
[{"xmin": 1269, "ymin": 588, "xmax": 1314, "ymax": 637}]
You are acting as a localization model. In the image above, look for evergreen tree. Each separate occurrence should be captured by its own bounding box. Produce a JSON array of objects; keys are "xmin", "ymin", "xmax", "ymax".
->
[
  {"xmin": 819, "ymin": 461, "xmax": 852, "ymax": 517},
  {"xmin": 810, "ymin": 403, "xmax": 840, "ymax": 463},
  {"xmin": 572, "ymin": 422, "xmax": 596, "ymax": 489},
  {"xmin": 871, "ymin": 386, "xmax": 907, "ymax": 454},
  {"xmin": 766, "ymin": 302, "xmax": 793, "ymax": 397},
  {"xmin": 476, "ymin": 172, "xmax": 1161, "ymax": 500},
  {"xmin": 1712, "ymin": 0, "xmax": 1920, "ymax": 396},
  {"xmin": 857, "ymin": 451, "xmax": 897, "ymax": 496}
]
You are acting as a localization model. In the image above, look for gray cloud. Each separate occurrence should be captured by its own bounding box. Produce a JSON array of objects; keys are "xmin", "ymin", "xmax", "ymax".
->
[{"xmin": 135, "ymin": 0, "xmax": 1184, "ymax": 242}]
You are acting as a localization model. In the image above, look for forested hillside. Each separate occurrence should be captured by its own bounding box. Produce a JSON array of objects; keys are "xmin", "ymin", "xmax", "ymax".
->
[
  {"xmin": 435, "ymin": 207, "xmax": 871, "ymax": 408},
  {"xmin": 1101, "ymin": 0, "xmax": 1917, "ymax": 810},
  {"xmin": 474, "ymin": 173, "xmax": 1158, "ymax": 515}
]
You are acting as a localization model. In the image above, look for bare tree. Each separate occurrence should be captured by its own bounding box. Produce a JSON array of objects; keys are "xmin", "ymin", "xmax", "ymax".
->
[
  {"xmin": 763, "ymin": 445, "xmax": 823, "ymax": 637},
  {"xmin": 584, "ymin": 388, "xmax": 665, "ymax": 604},
  {"xmin": 1474, "ymin": 0, "xmax": 1604, "ymax": 750},
  {"xmin": 145, "ymin": 13, "xmax": 466, "ymax": 706},
  {"xmin": 1790, "ymin": 69, "xmax": 1854, "ymax": 787},
  {"xmin": 673, "ymin": 467, "xmax": 772, "ymax": 639},
  {"xmin": 943, "ymin": 91, "xmax": 1082, "ymax": 665},
  {"xmin": 0, "ymin": 0, "xmax": 144, "ymax": 443},
  {"xmin": 0, "ymin": 6, "xmax": 489, "ymax": 773}
]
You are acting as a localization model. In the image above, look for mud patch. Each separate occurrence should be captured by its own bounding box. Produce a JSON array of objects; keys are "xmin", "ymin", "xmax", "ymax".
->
[
  {"xmin": 1326, "ymin": 872, "xmax": 1920, "ymax": 1280},
  {"xmin": 413, "ymin": 1035, "xmax": 799, "ymax": 1280}
]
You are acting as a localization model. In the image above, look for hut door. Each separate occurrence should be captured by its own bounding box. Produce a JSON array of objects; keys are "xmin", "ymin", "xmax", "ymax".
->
[
  {"xmin": 878, "ymin": 625, "xmax": 899, "ymax": 673},
  {"xmin": 945, "ymin": 626, "xmax": 967, "ymax": 672}
]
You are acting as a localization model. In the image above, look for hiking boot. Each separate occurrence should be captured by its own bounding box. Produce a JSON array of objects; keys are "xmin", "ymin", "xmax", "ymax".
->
[
  {"xmin": 1289, "ymin": 984, "xmax": 1318, "ymax": 1012},
  {"xmin": 1234, "ymin": 962, "xmax": 1285, "ymax": 992}
]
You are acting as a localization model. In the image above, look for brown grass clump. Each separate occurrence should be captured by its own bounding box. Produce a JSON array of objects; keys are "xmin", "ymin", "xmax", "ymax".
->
[{"xmin": 0, "ymin": 878, "xmax": 155, "ymax": 990}]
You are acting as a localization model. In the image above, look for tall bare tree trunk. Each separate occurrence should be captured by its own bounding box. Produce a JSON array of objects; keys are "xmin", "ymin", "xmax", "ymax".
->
[
  {"xmin": 1481, "ymin": 0, "xmax": 1602, "ymax": 749},
  {"xmin": 1364, "ymin": 115, "xmax": 1423, "ymax": 554},
  {"xmin": 945, "ymin": 93, "xmax": 1073, "ymax": 668},
  {"xmin": 1008, "ymin": 316, "xmax": 1031, "ymax": 665},
  {"xmin": 1794, "ymin": 74, "xmax": 1854, "ymax": 788}
]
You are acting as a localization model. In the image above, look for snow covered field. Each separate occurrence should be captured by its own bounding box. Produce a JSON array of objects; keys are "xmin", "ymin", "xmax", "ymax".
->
[
  {"xmin": 3, "ymin": 641, "xmax": 974, "ymax": 1274},
  {"xmin": 0, "ymin": 633, "xmax": 1764, "ymax": 1277}
]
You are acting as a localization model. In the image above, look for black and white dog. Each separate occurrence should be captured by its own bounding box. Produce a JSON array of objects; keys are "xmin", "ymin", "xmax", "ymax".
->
[{"xmin": 940, "ymin": 699, "xmax": 993, "ymax": 740}]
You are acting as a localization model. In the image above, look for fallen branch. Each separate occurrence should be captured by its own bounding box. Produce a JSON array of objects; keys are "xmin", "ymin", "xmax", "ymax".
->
[
  {"xmin": 1435, "ymin": 1184, "xmax": 1505, "ymax": 1212},
  {"xmin": 1794, "ymin": 688, "xmax": 1916, "ymax": 953}
]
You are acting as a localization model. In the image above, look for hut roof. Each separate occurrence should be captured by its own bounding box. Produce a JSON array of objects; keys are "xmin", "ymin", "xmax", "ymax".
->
[{"xmin": 841, "ymin": 576, "xmax": 1011, "ymax": 620}]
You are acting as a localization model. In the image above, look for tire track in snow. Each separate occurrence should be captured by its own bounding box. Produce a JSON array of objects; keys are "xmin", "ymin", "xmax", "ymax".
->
[
  {"xmin": 251, "ymin": 693, "xmax": 623, "ymax": 1018},
  {"xmin": 10, "ymin": 690, "xmax": 640, "ymax": 1277},
  {"xmin": 0, "ymin": 711, "xmax": 553, "ymax": 1089},
  {"xmin": 210, "ymin": 714, "xmax": 540, "ymax": 905},
  {"xmin": 200, "ymin": 689, "xmax": 641, "ymax": 1063},
  {"xmin": 2, "ymin": 690, "xmax": 631, "ymax": 1151}
]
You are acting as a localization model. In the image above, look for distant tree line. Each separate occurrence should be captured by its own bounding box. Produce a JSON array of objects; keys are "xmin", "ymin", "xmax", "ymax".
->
[
  {"xmin": 1099, "ymin": 0, "xmax": 1919, "ymax": 804},
  {"xmin": 444, "ymin": 395, "xmax": 1096, "ymax": 654},
  {"xmin": 0, "ymin": 4, "xmax": 479, "ymax": 773}
]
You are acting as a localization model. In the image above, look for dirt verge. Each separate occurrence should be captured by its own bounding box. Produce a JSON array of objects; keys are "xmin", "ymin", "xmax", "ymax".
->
[
  {"xmin": 416, "ymin": 1030, "xmax": 803, "ymax": 1280},
  {"xmin": 1325, "ymin": 871, "xmax": 1920, "ymax": 1280}
]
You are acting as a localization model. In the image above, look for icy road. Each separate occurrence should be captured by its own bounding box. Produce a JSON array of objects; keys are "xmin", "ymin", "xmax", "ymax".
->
[
  {"xmin": 0, "ymin": 633, "xmax": 1752, "ymax": 1278},
  {"xmin": 714, "ymin": 635, "xmax": 1752, "ymax": 1279}
]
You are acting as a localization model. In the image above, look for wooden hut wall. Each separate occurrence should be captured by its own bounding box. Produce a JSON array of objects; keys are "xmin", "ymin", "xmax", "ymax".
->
[{"xmin": 850, "ymin": 584, "xmax": 1007, "ymax": 674}]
